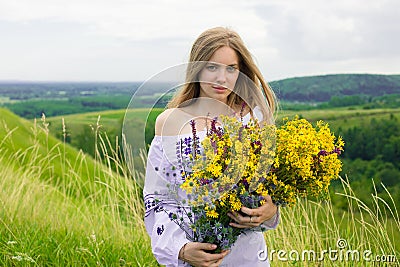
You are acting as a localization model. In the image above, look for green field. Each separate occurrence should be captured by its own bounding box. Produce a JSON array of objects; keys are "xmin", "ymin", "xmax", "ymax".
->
[
  {"xmin": 1, "ymin": 107, "xmax": 399, "ymax": 266},
  {"xmin": 279, "ymin": 107, "xmax": 400, "ymax": 130},
  {"xmin": 48, "ymin": 108, "xmax": 162, "ymax": 140},
  {"xmin": 47, "ymin": 106, "xmax": 400, "ymax": 139},
  {"xmin": 45, "ymin": 106, "xmax": 400, "ymax": 182}
]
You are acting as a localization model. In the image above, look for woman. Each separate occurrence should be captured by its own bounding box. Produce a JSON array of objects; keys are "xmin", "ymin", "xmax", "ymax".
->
[{"xmin": 144, "ymin": 27, "xmax": 279, "ymax": 267}]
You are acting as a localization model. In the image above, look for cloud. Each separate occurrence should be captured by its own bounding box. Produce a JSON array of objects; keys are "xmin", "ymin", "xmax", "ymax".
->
[
  {"xmin": 0, "ymin": 0, "xmax": 398, "ymax": 81},
  {"xmin": 0, "ymin": 0, "xmax": 268, "ymax": 43},
  {"xmin": 253, "ymin": 0, "xmax": 400, "ymax": 61}
]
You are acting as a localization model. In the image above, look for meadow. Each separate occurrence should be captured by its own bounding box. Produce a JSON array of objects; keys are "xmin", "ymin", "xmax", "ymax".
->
[
  {"xmin": 45, "ymin": 106, "xmax": 400, "ymax": 189},
  {"xmin": 0, "ymin": 106, "xmax": 399, "ymax": 266},
  {"xmin": 47, "ymin": 105, "xmax": 400, "ymax": 136}
]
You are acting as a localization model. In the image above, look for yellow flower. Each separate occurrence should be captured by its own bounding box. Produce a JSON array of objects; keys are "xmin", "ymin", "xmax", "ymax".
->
[
  {"xmin": 206, "ymin": 163, "xmax": 222, "ymax": 177},
  {"xmin": 256, "ymin": 183, "xmax": 264, "ymax": 194},
  {"xmin": 229, "ymin": 194, "xmax": 242, "ymax": 211},
  {"xmin": 180, "ymin": 114, "xmax": 343, "ymax": 211},
  {"xmin": 205, "ymin": 207, "xmax": 219, "ymax": 218}
]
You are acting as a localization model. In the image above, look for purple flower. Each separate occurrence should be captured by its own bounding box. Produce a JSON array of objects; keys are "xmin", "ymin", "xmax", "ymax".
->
[
  {"xmin": 242, "ymin": 179, "xmax": 249, "ymax": 190},
  {"xmin": 318, "ymin": 150, "xmax": 328, "ymax": 156},
  {"xmin": 238, "ymin": 126, "xmax": 244, "ymax": 141},
  {"xmin": 210, "ymin": 117, "xmax": 218, "ymax": 134},
  {"xmin": 184, "ymin": 147, "xmax": 192, "ymax": 155},
  {"xmin": 221, "ymin": 239, "xmax": 231, "ymax": 249},
  {"xmin": 268, "ymin": 183, "xmax": 277, "ymax": 190},
  {"xmin": 240, "ymin": 101, "xmax": 247, "ymax": 123},
  {"xmin": 190, "ymin": 120, "xmax": 200, "ymax": 157},
  {"xmin": 333, "ymin": 147, "xmax": 342, "ymax": 155},
  {"xmin": 199, "ymin": 178, "xmax": 211, "ymax": 185},
  {"xmin": 184, "ymin": 137, "xmax": 192, "ymax": 146},
  {"xmin": 210, "ymin": 117, "xmax": 223, "ymax": 138}
]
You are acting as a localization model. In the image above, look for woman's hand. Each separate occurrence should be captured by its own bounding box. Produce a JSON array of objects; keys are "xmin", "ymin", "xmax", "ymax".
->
[
  {"xmin": 227, "ymin": 195, "xmax": 277, "ymax": 229},
  {"xmin": 179, "ymin": 242, "xmax": 230, "ymax": 267}
]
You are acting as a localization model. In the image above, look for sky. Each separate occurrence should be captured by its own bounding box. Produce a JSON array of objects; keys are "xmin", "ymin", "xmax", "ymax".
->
[{"xmin": 0, "ymin": 0, "xmax": 399, "ymax": 82}]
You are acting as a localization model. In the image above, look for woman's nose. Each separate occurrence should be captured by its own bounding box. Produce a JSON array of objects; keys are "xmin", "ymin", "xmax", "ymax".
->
[{"xmin": 216, "ymin": 69, "xmax": 227, "ymax": 83}]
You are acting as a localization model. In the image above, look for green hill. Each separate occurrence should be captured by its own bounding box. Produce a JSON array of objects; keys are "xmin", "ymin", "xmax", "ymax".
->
[
  {"xmin": 270, "ymin": 74, "xmax": 400, "ymax": 102},
  {"xmin": 0, "ymin": 108, "xmax": 157, "ymax": 266},
  {"xmin": 46, "ymin": 108, "xmax": 163, "ymax": 172}
]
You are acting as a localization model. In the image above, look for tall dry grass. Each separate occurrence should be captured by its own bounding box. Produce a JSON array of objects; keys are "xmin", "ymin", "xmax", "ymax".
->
[
  {"xmin": 265, "ymin": 176, "xmax": 399, "ymax": 266},
  {"xmin": 0, "ymin": 115, "xmax": 158, "ymax": 266},
  {"xmin": 0, "ymin": 113, "xmax": 398, "ymax": 266}
]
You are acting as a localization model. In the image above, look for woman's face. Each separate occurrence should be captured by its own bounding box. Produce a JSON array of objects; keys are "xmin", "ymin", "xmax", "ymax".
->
[{"xmin": 198, "ymin": 46, "xmax": 240, "ymax": 104}]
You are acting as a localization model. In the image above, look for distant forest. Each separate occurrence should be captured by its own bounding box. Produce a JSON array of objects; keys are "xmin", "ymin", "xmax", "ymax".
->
[
  {"xmin": 1, "ymin": 74, "xmax": 400, "ymax": 118},
  {"xmin": 271, "ymin": 73, "xmax": 400, "ymax": 102}
]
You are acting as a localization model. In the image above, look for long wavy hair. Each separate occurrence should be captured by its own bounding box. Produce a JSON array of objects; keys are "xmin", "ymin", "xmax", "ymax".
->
[{"xmin": 167, "ymin": 27, "xmax": 277, "ymax": 120}]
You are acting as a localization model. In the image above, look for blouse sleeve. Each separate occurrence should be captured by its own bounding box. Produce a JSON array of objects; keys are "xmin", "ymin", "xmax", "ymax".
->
[
  {"xmin": 262, "ymin": 208, "xmax": 280, "ymax": 230},
  {"xmin": 144, "ymin": 204, "xmax": 189, "ymax": 266},
  {"xmin": 143, "ymin": 136, "xmax": 190, "ymax": 267}
]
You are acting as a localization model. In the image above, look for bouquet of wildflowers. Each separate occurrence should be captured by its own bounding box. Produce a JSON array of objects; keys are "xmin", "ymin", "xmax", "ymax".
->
[
  {"xmin": 264, "ymin": 116, "xmax": 344, "ymax": 206},
  {"xmin": 169, "ymin": 114, "xmax": 344, "ymax": 252}
]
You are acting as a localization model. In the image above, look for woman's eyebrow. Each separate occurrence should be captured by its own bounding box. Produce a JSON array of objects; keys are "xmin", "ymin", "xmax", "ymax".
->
[{"xmin": 207, "ymin": 62, "xmax": 238, "ymax": 67}]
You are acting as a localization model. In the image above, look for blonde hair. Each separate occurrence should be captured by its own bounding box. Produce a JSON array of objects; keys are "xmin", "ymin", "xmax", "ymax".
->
[{"xmin": 167, "ymin": 27, "xmax": 276, "ymax": 119}]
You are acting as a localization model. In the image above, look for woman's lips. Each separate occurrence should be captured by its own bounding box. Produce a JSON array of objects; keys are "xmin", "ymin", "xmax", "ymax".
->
[{"xmin": 212, "ymin": 85, "xmax": 227, "ymax": 92}]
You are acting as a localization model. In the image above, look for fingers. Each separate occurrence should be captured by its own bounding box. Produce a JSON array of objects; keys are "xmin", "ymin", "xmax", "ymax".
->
[
  {"xmin": 195, "ymin": 242, "xmax": 218, "ymax": 251},
  {"xmin": 233, "ymin": 210, "xmax": 259, "ymax": 223},
  {"xmin": 240, "ymin": 206, "xmax": 259, "ymax": 217},
  {"xmin": 208, "ymin": 250, "xmax": 230, "ymax": 267},
  {"xmin": 201, "ymin": 249, "xmax": 229, "ymax": 267},
  {"xmin": 202, "ymin": 249, "xmax": 229, "ymax": 262},
  {"xmin": 227, "ymin": 195, "xmax": 277, "ymax": 228},
  {"xmin": 263, "ymin": 195, "xmax": 273, "ymax": 202},
  {"xmin": 240, "ymin": 195, "xmax": 273, "ymax": 216},
  {"xmin": 209, "ymin": 259, "xmax": 223, "ymax": 267},
  {"xmin": 183, "ymin": 243, "xmax": 230, "ymax": 267},
  {"xmin": 191, "ymin": 242, "xmax": 229, "ymax": 261},
  {"xmin": 227, "ymin": 211, "xmax": 259, "ymax": 228}
]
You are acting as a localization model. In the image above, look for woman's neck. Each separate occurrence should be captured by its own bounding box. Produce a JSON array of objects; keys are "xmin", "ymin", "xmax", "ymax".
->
[{"xmin": 182, "ymin": 97, "xmax": 237, "ymax": 118}]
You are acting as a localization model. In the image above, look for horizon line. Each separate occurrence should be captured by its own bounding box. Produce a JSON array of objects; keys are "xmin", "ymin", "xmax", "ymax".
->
[{"xmin": 0, "ymin": 72, "xmax": 399, "ymax": 84}]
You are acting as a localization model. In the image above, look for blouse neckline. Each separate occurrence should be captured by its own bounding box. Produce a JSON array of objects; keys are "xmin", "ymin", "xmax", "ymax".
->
[{"xmin": 153, "ymin": 111, "xmax": 254, "ymax": 138}]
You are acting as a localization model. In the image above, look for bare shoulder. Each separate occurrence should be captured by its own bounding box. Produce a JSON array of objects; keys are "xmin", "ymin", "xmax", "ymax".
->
[
  {"xmin": 155, "ymin": 108, "xmax": 176, "ymax": 125},
  {"xmin": 155, "ymin": 108, "xmax": 190, "ymax": 136}
]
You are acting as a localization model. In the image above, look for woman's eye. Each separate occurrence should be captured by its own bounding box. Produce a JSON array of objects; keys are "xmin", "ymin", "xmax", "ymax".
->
[
  {"xmin": 226, "ymin": 66, "xmax": 237, "ymax": 73},
  {"xmin": 206, "ymin": 65, "xmax": 217, "ymax": 71}
]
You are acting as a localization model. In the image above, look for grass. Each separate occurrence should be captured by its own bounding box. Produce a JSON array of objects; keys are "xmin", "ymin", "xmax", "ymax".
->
[
  {"xmin": 265, "ymin": 176, "xmax": 400, "ymax": 266},
  {"xmin": 48, "ymin": 108, "xmax": 161, "ymax": 130},
  {"xmin": 47, "ymin": 108, "xmax": 163, "ymax": 160},
  {"xmin": 0, "ymin": 108, "xmax": 158, "ymax": 266},
  {"xmin": 0, "ymin": 108, "xmax": 399, "ymax": 266}
]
